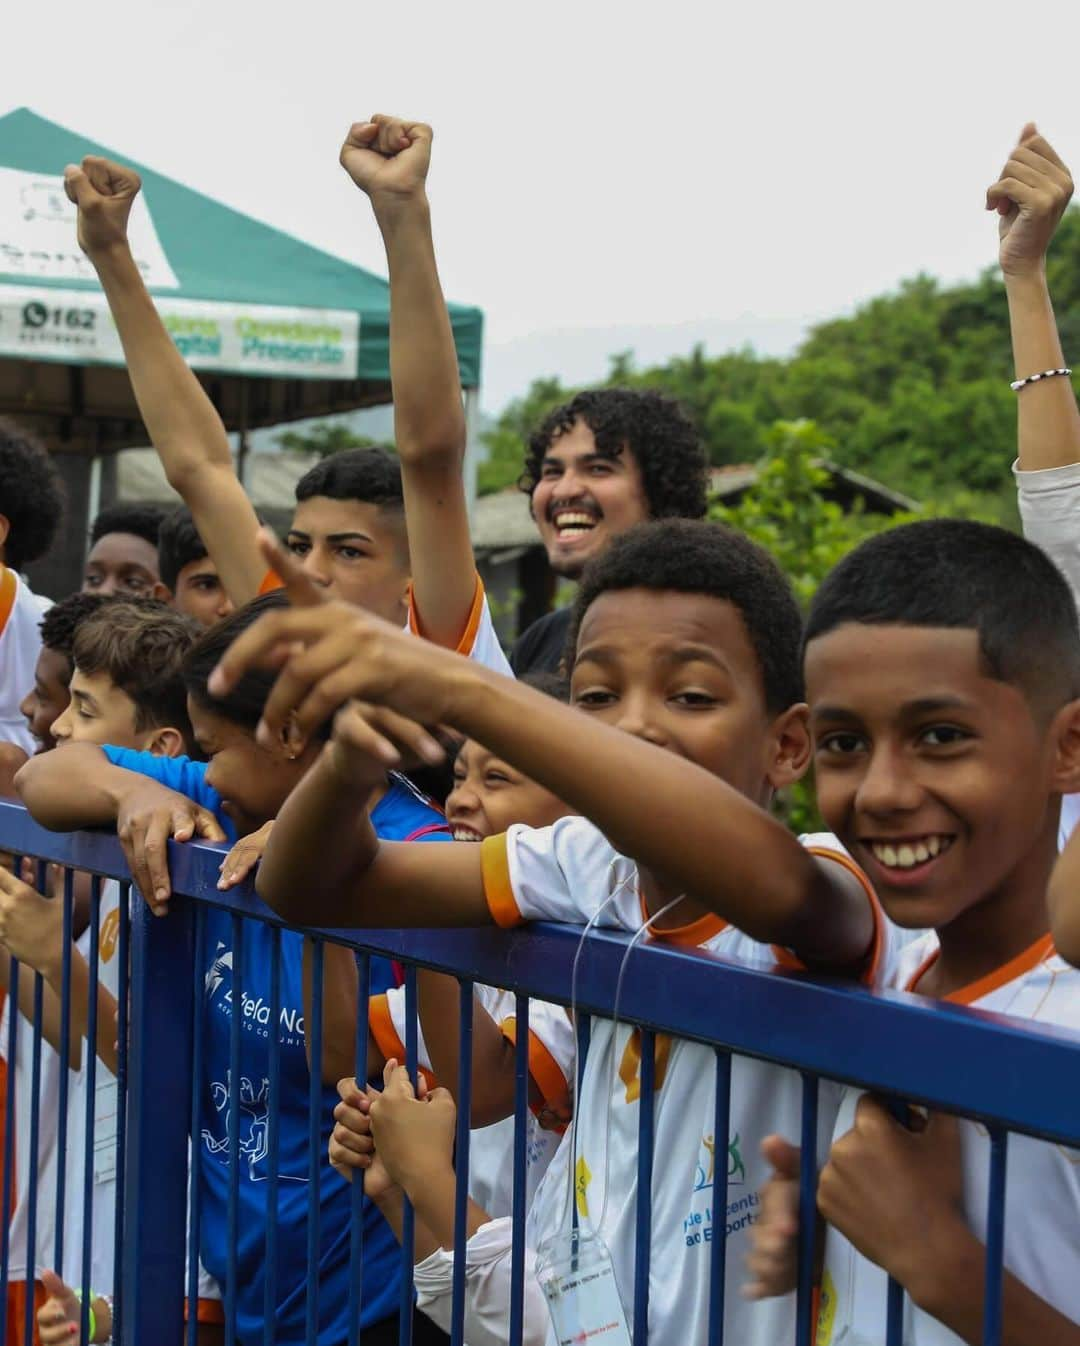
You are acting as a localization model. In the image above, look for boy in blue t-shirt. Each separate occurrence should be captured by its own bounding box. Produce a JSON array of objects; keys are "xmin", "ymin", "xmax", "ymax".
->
[{"xmin": 18, "ymin": 596, "xmax": 450, "ymax": 1346}]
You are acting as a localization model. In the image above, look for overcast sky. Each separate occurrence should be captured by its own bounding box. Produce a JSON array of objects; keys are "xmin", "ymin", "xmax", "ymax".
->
[{"xmin": 6, "ymin": 0, "xmax": 1080, "ymax": 411}]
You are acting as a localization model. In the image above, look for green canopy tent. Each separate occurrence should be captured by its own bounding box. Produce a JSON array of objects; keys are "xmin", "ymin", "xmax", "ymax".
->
[{"xmin": 0, "ymin": 107, "xmax": 484, "ymax": 595}]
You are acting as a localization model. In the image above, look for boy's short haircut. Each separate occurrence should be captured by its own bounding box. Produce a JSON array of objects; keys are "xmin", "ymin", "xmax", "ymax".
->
[
  {"xmin": 40, "ymin": 593, "xmax": 110, "ymax": 666},
  {"xmin": 89, "ymin": 502, "xmax": 168, "ymax": 548},
  {"xmin": 519, "ymin": 389, "xmax": 709, "ymax": 523},
  {"xmin": 295, "ymin": 447, "xmax": 404, "ymax": 514},
  {"xmin": 73, "ymin": 599, "xmax": 200, "ymax": 736},
  {"xmin": 157, "ymin": 506, "xmax": 209, "ymax": 592},
  {"xmin": 566, "ymin": 518, "xmax": 805, "ymax": 712},
  {"xmin": 804, "ymin": 518, "xmax": 1080, "ymax": 709},
  {"xmin": 0, "ymin": 419, "xmax": 65, "ymax": 571},
  {"xmin": 185, "ymin": 591, "xmax": 332, "ymax": 740}
]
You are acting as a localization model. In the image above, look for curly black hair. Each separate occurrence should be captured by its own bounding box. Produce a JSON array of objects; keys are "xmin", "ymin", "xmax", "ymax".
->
[
  {"xmin": 39, "ymin": 592, "xmax": 110, "ymax": 664},
  {"xmin": 90, "ymin": 502, "xmax": 168, "ymax": 548},
  {"xmin": 157, "ymin": 506, "xmax": 208, "ymax": 592},
  {"xmin": 0, "ymin": 420, "xmax": 64, "ymax": 571},
  {"xmin": 806, "ymin": 518, "xmax": 1080, "ymax": 710},
  {"xmin": 566, "ymin": 519, "xmax": 804, "ymax": 712},
  {"xmin": 519, "ymin": 389, "xmax": 708, "ymax": 521}
]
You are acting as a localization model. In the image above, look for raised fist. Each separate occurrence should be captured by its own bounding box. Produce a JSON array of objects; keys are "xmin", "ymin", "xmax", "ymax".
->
[
  {"xmin": 339, "ymin": 115, "xmax": 432, "ymax": 207},
  {"xmin": 986, "ymin": 124, "xmax": 1074, "ymax": 279},
  {"xmin": 63, "ymin": 155, "xmax": 142, "ymax": 258}
]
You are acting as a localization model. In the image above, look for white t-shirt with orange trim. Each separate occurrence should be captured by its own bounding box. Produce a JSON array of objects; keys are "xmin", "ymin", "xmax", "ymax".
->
[
  {"xmin": 0, "ymin": 565, "xmax": 49, "ymax": 757},
  {"xmin": 406, "ymin": 574, "xmax": 513, "ymax": 679},
  {"xmin": 372, "ymin": 981, "xmax": 574, "ymax": 1219},
  {"xmin": 817, "ymin": 929, "xmax": 1080, "ymax": 1346},
  {"xmin": 477, "ymin": 816, "xmax": 881, "ymax": 1346}
]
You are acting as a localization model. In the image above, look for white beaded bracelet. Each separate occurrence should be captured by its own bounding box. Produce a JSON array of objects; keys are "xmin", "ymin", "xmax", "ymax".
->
[{"xmin": 1011, "ymin": 367, "xmax": 1073, "ymax": 392}]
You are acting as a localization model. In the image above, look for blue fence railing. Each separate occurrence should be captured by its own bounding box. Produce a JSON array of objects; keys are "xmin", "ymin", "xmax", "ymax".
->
[{"xmin": 2, "ymin": 796, "xmax": 1080, "ymax": 1346}]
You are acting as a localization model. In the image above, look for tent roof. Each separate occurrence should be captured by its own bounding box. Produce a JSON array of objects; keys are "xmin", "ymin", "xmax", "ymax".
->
[{"xmin": 0, "ymin": 108, "xmax": 482, "ymax": 386}]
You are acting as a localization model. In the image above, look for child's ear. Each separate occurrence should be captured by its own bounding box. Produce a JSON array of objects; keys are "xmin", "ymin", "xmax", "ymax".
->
[
  {"xmin": 151, "ymin": 580, "xmax": 173, "ymax": 604},
  {"xmin": 1050, "ymin": 698, "xmax": 1080, "ymax": 795},
  {"xmin": 143, "ymin": 725, "xmax": 187, "ymax": 759},
  {"xmin": 765, "ymin": 703, "xmax": 812, "ymax": 791}
]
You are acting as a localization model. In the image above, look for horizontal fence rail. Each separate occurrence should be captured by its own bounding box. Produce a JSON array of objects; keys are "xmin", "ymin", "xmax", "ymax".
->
[{"xmin": 2, "ymin": 797, "xmax": 1080, "ymax": 1346}]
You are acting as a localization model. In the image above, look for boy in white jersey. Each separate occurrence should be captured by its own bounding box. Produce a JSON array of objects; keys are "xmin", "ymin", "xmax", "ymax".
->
[
  {"xmin": 0, "ymin": 420, "xmax": 63, "ymax": 769},
  {"xmin": 748, "ymin": 517, "xmax": 1080, "ymax": 1345},
  {"xmin": 215, "ymin": 517, "xmax": 882, "ymax": 1346}
]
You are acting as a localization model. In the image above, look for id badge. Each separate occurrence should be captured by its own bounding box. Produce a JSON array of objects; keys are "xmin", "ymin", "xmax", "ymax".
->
[{"xmin": 535, "ymin": 1230, "xmax": 632, "ymax": 1346}]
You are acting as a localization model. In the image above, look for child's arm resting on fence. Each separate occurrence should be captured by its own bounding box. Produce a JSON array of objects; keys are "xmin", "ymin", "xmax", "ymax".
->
[
  {"xmin": 231, "ymin": 599, "xmax": 872, "ymax": 965},
  {"xmin": 15, "ymin": 744, "xmax": 226, "ymax": 912},
  {"xmin": 64, "ymin": 157, "xmax": 266, "ymax": 606},
  {"xmin": 817, "ymin": 1096, "xmax": 1080, "ymax": 1346}
]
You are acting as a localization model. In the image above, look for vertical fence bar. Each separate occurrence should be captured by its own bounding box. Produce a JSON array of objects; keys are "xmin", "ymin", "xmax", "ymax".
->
[
  {"xmin": 187, "ymin": 906, "xmax": 206, "ymax": 1346},
  {"xmin": 885, "ymin": 1276, "xmax": 905, "ymax": 1344},
  {"xmin": 509, "ymin": 994, "xmax": 530, "ymax": 1346},
  {"xmin": 347, "ymin": 951, "xmax": 370, "ymax": 1346},
  {"xmin": 225, "ymin": 915, "xmax": 244, "ymax": 1346},
  {"xmin": 305, "ymin": 939, "xmax": 325, "ymax": 1346},
  {"xmin": 399, "ymin": 965, "xmax": 418, "ymax": 1346},
  {"xmin": 23, "ymin": 966, "xmax": 43, "ymax": 1346},
  {"xmin": 52, "ymin": 869, "xmax": 74, "ymax": 1275},
  {"xmin": 795, "ymin": 1073, "xmax": 819, "ymax": 1346},
  {"xmin": 633, "ymin": 1028, "xmax": 657, "ymax": 1346},
  {"xmin": 450, "ymin": 977, "xmax": 474, "ymax": 1346},
  {"xmin": 122, "ymin": 883, "xmax": 195, "ymax": 1346},
  {"xmin": 112, "ymin": 883, "xmax": 131, "ymax": 1343},
  {"xmin": 0, "ymin": 952, "xmax": 19, "ymax": 1346},
  {"xmin": 983, "ymin": 1128, "xmax": 1009, "ymax": 1346},
  {"xmin": 707, "ymin": 1050, "xmax": 732, "ymax": 1345},
  {"xmin": 79, "ymin": 879, "xmax": 102, "ymax": 1344},
  {"xmin": 263, "ymin": 925, "xmax": 283, "ymax": 1346}
]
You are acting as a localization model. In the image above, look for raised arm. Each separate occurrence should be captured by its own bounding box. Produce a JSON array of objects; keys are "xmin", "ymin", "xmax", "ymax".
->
[
  {"xmin": 340, "ymin": 117, "xmax": 473, "ymax": 647},
  {"xmin": 15, "ymin": 744, "xmax": 225, "ymax": 912},
  {"xmin": 64, "ymin": 157, "xmax": 266, "ymax": 604},
  {"xmin": 988, "ymin": 125, "xmax": 1079, "ymax": 472}
]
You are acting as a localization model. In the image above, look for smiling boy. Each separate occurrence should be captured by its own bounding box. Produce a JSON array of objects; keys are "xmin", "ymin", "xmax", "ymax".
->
[
  {"xmin": 216, "ymin": 517, "xmax": 881, "ymax": 1346},
  {"xmin": 747, "ymin": 517, "xmax": 1080, "ymax": 1345}
]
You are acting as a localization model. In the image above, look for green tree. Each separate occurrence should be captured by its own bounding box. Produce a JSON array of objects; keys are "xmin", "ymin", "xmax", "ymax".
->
[{"xmin": 276, "ymin": 423, "xmax": 386, "ymax": 459}]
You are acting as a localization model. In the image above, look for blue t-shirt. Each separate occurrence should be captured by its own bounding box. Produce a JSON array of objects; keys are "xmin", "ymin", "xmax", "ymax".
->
[{"xmin": 103, "ymin": 748, "xmax": 449, "ymax": 1344}]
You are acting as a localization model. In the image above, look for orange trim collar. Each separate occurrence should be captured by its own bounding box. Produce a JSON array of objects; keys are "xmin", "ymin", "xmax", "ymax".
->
[{"xmin": 908, "ymin": 932, "xmax": 1056, "ymax": 1005}]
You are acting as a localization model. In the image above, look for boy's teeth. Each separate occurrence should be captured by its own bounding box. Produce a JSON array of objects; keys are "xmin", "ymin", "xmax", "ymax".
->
[{"xmin": 870, "ymin": 836, "xmax": 951, "ymax": 870}]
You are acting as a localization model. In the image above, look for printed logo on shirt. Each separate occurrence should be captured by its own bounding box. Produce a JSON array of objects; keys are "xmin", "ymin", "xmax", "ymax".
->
[
  {"xmin": 692, "ymin": 1131, "xmax": 746, "ymax": 1193},
  {"xmin": 816, "ymin": 1268, "xmax": 837, "ymax": 1345},
  {"xmin": 575, "ymin": 1155, "xmax": 592, "ymax": 1218},
  {"xmin": 99, "ymin": 907, "xmax": 120, "ymax": 964},
  {"xmin": 201, "ymin": 1068, "xmax": 305, "ymax": 1185},
  {"xmin": 204, "ymin": 941, "xmax": 305, "ymax": 1043},
  {"xmin": 683, "ymin": 1132, "xmax": 759, "ymax": 1249}
]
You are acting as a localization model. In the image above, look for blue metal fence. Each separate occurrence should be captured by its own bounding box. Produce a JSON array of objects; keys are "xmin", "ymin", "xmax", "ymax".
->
[{"xmin": 2, "ymin": 795, "xmax": 1080, "ymax": 1346}]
